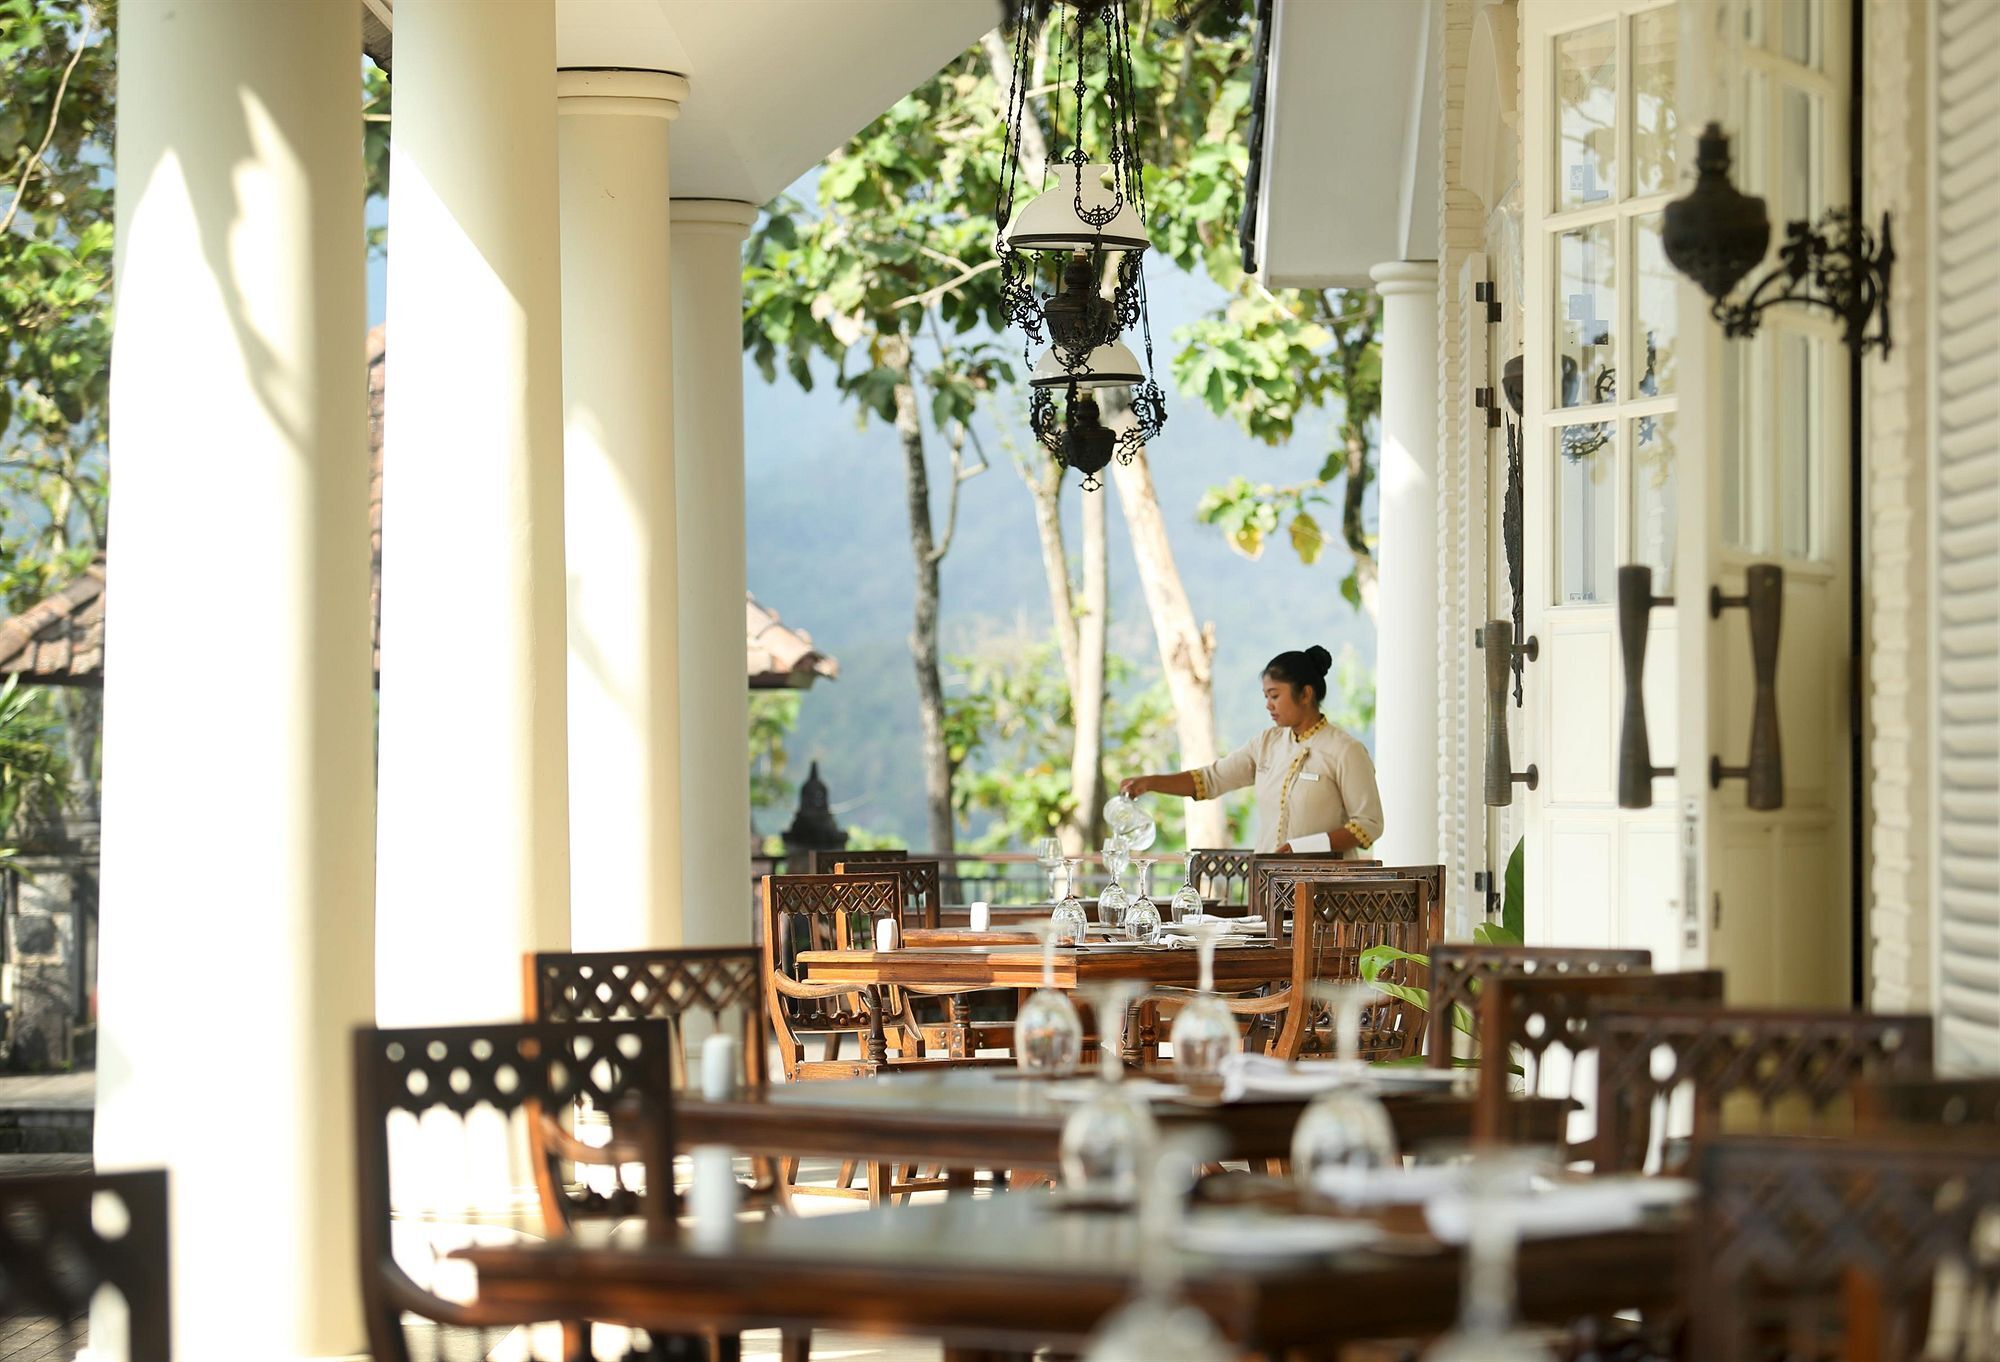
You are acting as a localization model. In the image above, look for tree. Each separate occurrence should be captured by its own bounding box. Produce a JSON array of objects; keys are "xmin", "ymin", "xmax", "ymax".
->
[{"xmin": 748, "ymin": 691, "xmax": 802, "ymax": 824}]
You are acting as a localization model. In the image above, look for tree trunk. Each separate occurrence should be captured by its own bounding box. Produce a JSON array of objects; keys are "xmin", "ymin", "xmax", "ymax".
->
[
  {"xmin": 1106, "ymin": 445, "xmax": 1227, "ymax": 849},
  {"xmin": 1067, "ymin": 484, "xmax": 1108, "ymax": 854},
  {"xmin": 894, "ymin": 366, "xmax": 956, "ymax": 854}
]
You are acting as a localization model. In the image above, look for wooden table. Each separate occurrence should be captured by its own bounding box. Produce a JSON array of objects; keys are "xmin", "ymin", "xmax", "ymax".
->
[
  {"xmin": 676, "ymin": 1069, "xmax": 1567, "ymax": 1176},
  {"xmin": 461, "ymin": 1188, "xmax": 1685, "ymax": 1358},
  {"xmin": 799, "ymin": 941, "xmax": 1293, "ymax": 1062}
]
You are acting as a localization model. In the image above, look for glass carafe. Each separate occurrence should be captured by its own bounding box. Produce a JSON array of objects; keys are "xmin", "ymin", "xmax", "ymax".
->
[
  {"xmin": 1290, "ymin": 981, "xmax": 1399, "ymax": 1201},
  {"xmin": 1050, "ymin": 858, "xmax": 1090, "ymax": 944},
  {"xmin": 1168, "ymin": 922, "xmax": 1238, "ymax": 1083},
  {"xmin": 1170, "ymin": 851, "xmax": 1204, "ymax": 923},
  {"xmin": 1059, "ymin": 980, "xmax": 1158, "ymax": 1200},
  {"xmin": 1016, "ymin": 920, "xmax": 1083, "ymax": 1076}
]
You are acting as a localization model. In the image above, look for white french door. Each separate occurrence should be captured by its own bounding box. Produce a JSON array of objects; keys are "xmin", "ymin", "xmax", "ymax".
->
[{"xmin": 1521, "ymin": 0, "xmax": 1684, "ymax": 962}]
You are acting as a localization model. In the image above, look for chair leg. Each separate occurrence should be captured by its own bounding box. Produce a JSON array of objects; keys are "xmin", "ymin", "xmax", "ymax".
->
[
  {"xmin": 708, "ymin": 1331, "xmax": 742, "ymax": 1362},
  {"xmin": 780, "ymin": 1330, "xmax": 811, "ymax": 1362},
  {"xmin": 869, "ymin": 1160, "xmax": 892, "ymax": 1207},
  {"xmin": 561, "ymin": 1321, "xmax": 591, "ymax": 1362}
]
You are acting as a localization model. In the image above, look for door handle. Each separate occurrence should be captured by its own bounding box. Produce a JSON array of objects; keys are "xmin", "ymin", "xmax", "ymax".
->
[
  {"xmin": 1616, "ymin": 565, "xmax": 1675, "ymax": 808},
  {"xmin": 1708, "ymin": 564, "xmax": 1784, "ymax": 810},
  {"xmin": 1477, "ymin": 618, "xmax": 1539, "ymax": 806}
]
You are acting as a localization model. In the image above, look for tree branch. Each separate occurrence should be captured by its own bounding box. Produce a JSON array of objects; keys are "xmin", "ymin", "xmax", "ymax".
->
[
  {"xmin": 891, "ymin": 257, "xmax": 1000, "ymax": 310},
  {"xmin": 0, "ymin": 11, "xmax": 94, "ymax": 239}
]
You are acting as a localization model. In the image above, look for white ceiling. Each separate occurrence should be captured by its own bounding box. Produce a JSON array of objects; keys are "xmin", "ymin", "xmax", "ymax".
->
[
  {"xmin": 1252, "ymin": 0, "xmax": 1440, "ymax": 290},
  {"xmin": 556, "ymin": 0, "xmax": 997, "ymax": 203}
]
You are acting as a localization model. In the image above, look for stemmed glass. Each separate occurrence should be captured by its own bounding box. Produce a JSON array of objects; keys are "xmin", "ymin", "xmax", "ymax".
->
[
  {"xmin": 1168, "ymin": 922, "xmax": 1239, "ymax": 1083},
  {"xmin": 1016, "ymin": 920, "xmax": 1083, "ymax": 1076},
  {"xmin": 1170, "ymin": 851, "xmax": 1204, "ymax": 924},
  {"xmin": 1421, "ymin": 1151, "xmax": 1557, "ymax": 1362},
  {"xmin": 1290, "ymin": 981, "xmax": 1399, "ymax": 1201},
  {"xmin": 1051, "ymin": 858, "xmax": 1090, "ymax": 945},
  {"xmin": 1059, "ymin": 980, "xmax": 1158, "ymax": 1200},
  {"xmin": 1079, "ymin": 1132, "xmax": 1233, "ymax": 1362},
  {"xmin": 1098, "ymin": 837, "xmax": 1132, "ymax": 928},
  {"xmin": 1036, "ymin": 836, "xmax": 1065, "ymax": 903}
]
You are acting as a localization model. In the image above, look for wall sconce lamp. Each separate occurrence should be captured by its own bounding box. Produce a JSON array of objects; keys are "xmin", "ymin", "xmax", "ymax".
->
[{"xmin": 1663, "ymin": 122, "xmax": 1895, "ymax": 357}]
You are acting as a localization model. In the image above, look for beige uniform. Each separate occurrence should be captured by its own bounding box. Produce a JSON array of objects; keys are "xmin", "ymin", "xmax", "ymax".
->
[{"xmin": 1191, "ymin": 718, "xmax": 1385, "ymax": 856}]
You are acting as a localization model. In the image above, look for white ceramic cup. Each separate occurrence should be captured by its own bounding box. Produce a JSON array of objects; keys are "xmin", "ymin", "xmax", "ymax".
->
[
  {"xmin": 688, "ymin": 1145, "xmax": 740, "ymax": 1249},
  {"xmin": 874, "ymin": 917, "xmax": 901, "ymax": 951},
  {"xmin": 969, "ymin": 901, "xmax": 991, "ymax": 931},
  {"xmin": 700, "ymin": 1032, "xmax": 738, "ymax": 1101}
]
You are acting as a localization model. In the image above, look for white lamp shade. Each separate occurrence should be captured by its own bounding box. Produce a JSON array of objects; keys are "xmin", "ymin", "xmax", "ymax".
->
[
  {"xmin": 1005, "ymin": 162, "xmax": 1150, "ymax": 253},
  {"xmin": 1029, "ymin": 337, "xmax": 1144, "ymax": 389}
]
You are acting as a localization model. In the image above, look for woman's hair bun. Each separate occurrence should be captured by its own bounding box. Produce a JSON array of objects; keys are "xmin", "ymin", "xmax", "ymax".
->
[{"xmin": 1304, "ymin": 644, "xmax": 1332, "ymax": 674}]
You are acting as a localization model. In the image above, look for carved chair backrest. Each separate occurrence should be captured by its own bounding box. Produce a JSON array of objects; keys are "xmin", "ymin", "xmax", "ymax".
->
[
  {"xmin": 1592, "ymin": 1005, "xmax": 1936, "ymax": 1174},
  {"xmin": 1428, "ymin": 945, "xmax": 1654, "ymax": 1069},
  {"xmin": 835, "ymin": 857, "xmax": 943, "ymax": 928},
  {"xmin": 1472, "ymin": 969, "xmax": 1724, "ymax": 1155},
  {"xmin": 526, "ymin": 947, "xmax": 767, "ymax": 1091},
  {"xmin": 759, "ymin": 873, "xmax": 905, "ymax": 1060},
  {"xmin": 1270, "ymin": 873, "xmax": 1442, "ymax": 1061},
  {"xmin": 351, "ymin": 1020, "xmax": 676, "ymax": 1362},
  {"xmin": 1250, "ymin": 855, "xmax": 1437, "ymax": 925},
  {"xmin": 1858, "ymin": 1076, "xmax": 2000, "ymax": 1133},
  {"xmin": 1693, "ymin": 1134, "xmax": 2000, "ymax": 1362},
  {"xmin": 1188, "ymin": 848, "xmax": 1255, "ymax": 910},
  {"xmin": 0, "ymin": 1168, "xmax": 169, "ymax": 1362},
  {"xmin": 810, "ymin": 847, "xmax": 907, "ymax": 874}
]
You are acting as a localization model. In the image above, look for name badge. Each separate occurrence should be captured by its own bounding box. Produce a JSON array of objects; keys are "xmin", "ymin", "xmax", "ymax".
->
[{"xmin": 1299, "ymin": 771, "xmax": 1321, "ymax": 782}]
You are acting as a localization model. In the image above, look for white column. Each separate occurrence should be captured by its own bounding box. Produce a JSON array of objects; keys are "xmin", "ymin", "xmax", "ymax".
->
[
  {"xmin": 377, "ymin": 0, "xmax": 570, "ymax": 1024},
  {"xmin": 1370, "ymin": 260, "xmax": 1442, "ymax": 866},
  {"xmin": 98, "ymin": 2, "xmax": 373, "ymax": 1356},
  {"xmin": 559, "ymin": 70, "xmax": 691, "ymax": 950},
  {"xmin": 671, "ymin": 200, "xmax": 759, "ymax": 945}
]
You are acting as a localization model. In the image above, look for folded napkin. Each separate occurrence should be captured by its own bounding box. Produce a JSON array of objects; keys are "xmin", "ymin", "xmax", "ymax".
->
[
  {"xmin": 1218, "ymin": 1052, "xmax": 1462, "ymax": 1102},
  {"xmin": 1423, "ymin": 1177, "xmax": 1696, "ymax": 1243},
  {"xmin": 1162, "ymin": 914, "xmax": 1266, "ymax": 932}
]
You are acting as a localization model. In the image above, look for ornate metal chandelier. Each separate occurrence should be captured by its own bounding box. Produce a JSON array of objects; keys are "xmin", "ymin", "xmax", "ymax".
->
[{"xmin": 995, "ymin": 0, "xmax": 1167, "ymax": 490}]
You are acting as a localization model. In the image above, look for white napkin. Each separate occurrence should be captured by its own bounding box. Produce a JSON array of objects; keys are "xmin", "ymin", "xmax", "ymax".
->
[
  {"xmin": 1289, "ymin": 832, "xmax": 1333, "ymax": 854},
  {"xmin": 1423, "ymin": 1177, "xmax": 1695, "ymax": 1243},
  {"xmin": 1218, "ymin": 1052, "xmax": 1462, "ymax": 1102},
  {"xmin": 1162, "ymin": 914, "xmax": 1266, "ymax": 933}
]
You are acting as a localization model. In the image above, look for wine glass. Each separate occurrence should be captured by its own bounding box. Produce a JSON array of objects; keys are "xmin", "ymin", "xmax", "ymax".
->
[
  {"xmin": 1051, "ymin": 859, "xmax": 1090, "ymax": 945},
  {"xmin": 1421, "ymin": 1151, "xmax": 1558, "ymax": 1362},
  {"xmin": 1097, "ymin": 876, "xmax": 1131, "ymax": 930},
  {"xmin": 1036, "ymin": 836, "xmax": 1064, "ymax": 902},
  {"xmin": 1102, "ymin": 834, "xmax": 1132, "ymax": 884},
  {"xmin": 1290, "ymin": 981, "xmax": 1399, "ymax": 1202},
  {"xmin": 1168, "ymin": 922, "xmax": 1239, "ymax": 1083},
  {"xmin": 1016, "ymin": 920, "xmax": 1083, "ymax": 1076},
  {"xmin": 1059, "ymin": 980, "xmax": 1158, "ymax": 1200},
  {"xmin": 1170, "ymin": 851, "xmax": 1204, "ymax": 924},
  {"xmin": 1079, "ymin": 1132, "xmax": 1233, "ymax": 1362}
]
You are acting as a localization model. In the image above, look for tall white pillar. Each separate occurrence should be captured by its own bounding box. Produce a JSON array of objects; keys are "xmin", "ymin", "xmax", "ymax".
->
[
  {"xmin": 377, "ymin": 0, "xmax": 570, "ymax": 1023},
  {"xmin": 98, "ymin": 2, "xmax": 373, "ymax": 1355},
  {"xmin": 671, "ymin": 200, "xmax": 759, "ymax": 944},
  {"xmin": 1370, "ymin": 260, "xmax": 1442, "ymax": 866},
  {"xmin": 559, "ymin": 70, "xmax": 691, "ymax": 950}
]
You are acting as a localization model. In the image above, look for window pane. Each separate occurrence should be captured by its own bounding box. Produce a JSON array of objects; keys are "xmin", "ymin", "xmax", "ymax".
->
[
  {"xmin": 1780, "ymin": 0, "xmax": 1817, "ymax": 67},
  {"xmin": 1557, "ymin": 222, "xmax": 1617, "ymax": 407},
  {"xmin": 1721, "ymin": 339, "xmax": 1767, "ymax": 553},
  {"xmin": 1631, "ymin": 7, "xmax": 1677, "ymax": 197},
  {"xmin": 1780, "ymin": 86, "xmax": 1822, "ymax": 224},
  {"xmin": 1631, "ymin": 414, "xmax": 1678, "ymax": 594},
  {"xmin": 1556, "ymin": 22, "xmax": 1618, "ymax": 209},
  {"xmin": 1556, "ymin": 424, "xmax": 1617, "ymax": 604},
  {"xmin": 1778, "ymin": 333, "xmax": 1820, "ymax": 559},
  {"xmin": 1634, "ymin": 213, "xmax": 1677, "ymax": 396}
]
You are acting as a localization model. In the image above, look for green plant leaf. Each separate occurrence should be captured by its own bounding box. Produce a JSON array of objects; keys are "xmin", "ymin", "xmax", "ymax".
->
[{"xmin": 1502, "ymin": 835, "xmax": 1525, "ymax": 940}]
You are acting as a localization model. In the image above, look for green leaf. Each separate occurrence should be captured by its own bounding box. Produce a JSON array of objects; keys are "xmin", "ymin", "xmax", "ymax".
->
[
  {"xmin": 1289, "ymin": 510, "xmax": 1323, "ymax": 566},
  {"xmin": 1502, "ymin": 836, "xmax": 1525, "ymax": 940}
]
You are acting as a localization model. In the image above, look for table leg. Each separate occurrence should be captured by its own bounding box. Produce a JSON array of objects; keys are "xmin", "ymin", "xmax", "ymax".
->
[
  {"xmin": 864, "ymin": 988, "xmax": 889, "ymax": 1068},
  {"xmin": 945, "ymin": 1166, "xmax": 976, "ymax": 1197},
  {"xmin": 1126, "ymin": 1000, "xmax": 1156, "ymax": 1067},
  {"xmin": 949, "ymin": 994, "xmax": 973, "ymax": 1058}
]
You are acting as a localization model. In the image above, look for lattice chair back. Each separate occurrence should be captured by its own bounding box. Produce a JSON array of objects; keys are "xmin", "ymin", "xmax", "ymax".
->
[
  {"xmin": 526, "ymin": 947, "xmax": 767, "ymax": 1090},
  {"xmin": 1592, "ymin": 1005, "xmax": 1936, "ymax": 1175},
  {"xmin": 352, "ymin": 1020, "xmax": 676, "ymax": 1362},
  {"xmin": 1472, "ymin": 969, "xmax": 1723, "ymax": 1158},
  {"xmin": 1694, "ymin": 1133, "xmax": 2000, "ymax": 1362},
  {"xmin": 809, "ymin": 847, "xmax": 907, "ymax": 874},
  {"xmin": 1859, "ymin": 1076, "xmax": 2000, "ymax": 1133},
  {"xmin": 759, "ymin": 872, "xmax": 906, "ymax": 1078},
  {"xmin": 0, "ymin": 1168, "xmax": 169, "ymax": 1362},
  {"xmin": 1251, "ymin": 872, "xmax": 1442, "ymax": 1062},
  {"xmin": 835, "ymin": 856, "xmax": 943, "ymax": 929},
  {"xmin": 1187, "ymin": 848, "xmax": 1255, "ymax": 912},
  {"xmin": 1249, "ymin": 856, "xmax": 1441, "ymax": 926},
  {"xmin": 1428, "ymin": 945, "xmax": 1654, "ymax": 1069}
]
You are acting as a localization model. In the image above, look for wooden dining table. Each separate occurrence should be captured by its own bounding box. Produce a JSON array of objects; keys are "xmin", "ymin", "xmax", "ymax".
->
[
  {"xmin": 674, "ymin": 1068, "xmax": 1569, "ymax": 1183},
  {"xmin": 459, "ymin": 1186, "xmax": 1687, "ymax": 1359},
  {"xmin": 797, "ymin": 939, "xmax": 1294, "ymax": 1063}
]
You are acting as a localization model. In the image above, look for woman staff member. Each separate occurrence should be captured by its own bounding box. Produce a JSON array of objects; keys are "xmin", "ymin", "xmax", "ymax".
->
[{"xmin": 1119, "ymin": 646, "xmax": 1383, "ymax": 856}]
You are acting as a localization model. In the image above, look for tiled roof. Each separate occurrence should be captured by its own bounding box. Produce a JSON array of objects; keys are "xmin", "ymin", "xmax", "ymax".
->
[{"xmin": 0, "ymin": 326, "xmax": 835, "ymax": 692}]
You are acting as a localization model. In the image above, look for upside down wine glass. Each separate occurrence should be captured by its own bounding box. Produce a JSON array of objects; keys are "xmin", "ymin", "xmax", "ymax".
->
[
  {"xmin": 1168, "ymin": 921, "xmax": 1239, "ymax": 1083},
  {"xmin": 1290, "ymin": 981, "xmax": 1400, "ymax": 1201},
  {"xmin": 1037, "ymin": 836, "xmax": 1065, "ymax": 903},
  {"xmin": 1051, "ymin": 858, "xmax": 1091, "ymax": 945},
  {"xmin": 1422, "ymin": 1151, "xmax": 1558, "ymax": 1362},
  {"xmin": 1058, "ymin": 980, "xmax": 1158, "ymax": 1200},
  {"xmin": 1079, "ymin": 1132, "xmax": 1233, "ymax": 1362},
  {"xmin": 1170, "ymin": 851, "xmax": 1204, "ymax": 924},
  {"xmin": 1016, "ymin": 920, "xmax": 1083, "ymax": 1076}
]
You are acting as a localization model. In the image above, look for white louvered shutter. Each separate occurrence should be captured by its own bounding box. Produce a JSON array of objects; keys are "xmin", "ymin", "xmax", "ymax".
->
[{"xmin": 1933, "ymin": 0, "xmax": 2000, "ymax": 1071}]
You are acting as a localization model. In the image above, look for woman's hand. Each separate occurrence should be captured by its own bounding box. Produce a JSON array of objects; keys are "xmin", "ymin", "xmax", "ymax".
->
[{"xmin": 1119, "ymin": 775, "xmax": 1155, "ymax": 798}]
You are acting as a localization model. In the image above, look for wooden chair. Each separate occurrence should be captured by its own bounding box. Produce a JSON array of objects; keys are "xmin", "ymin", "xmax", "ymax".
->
[
  {"xmin": 1472, "ymin": 968, "xmax": 1725, "ymax": 1156},
  {"xmin": 1693, "ymin": 1133, "xmax": 2000, "ymax": 1362},
  {"xmin": 1247, "ymin": 854, "xmax": 1436, "ymax": 925},
  {"xmin": 353, "ymin": 1020, "xmax": 676, "ymax": 1362},
  {"xmin": 1859, "ymin": 1075, "xmax": 2000, "ymax": 1132},
  {"xmin": 1426, "ymin": 944, "xmax": 1653, "ymax": 1068},
  {"xmin": 832, "ymin": 858, "xmax": 1013, "ymax": 1055},
  {"xmin": 1188, "ymin": 847, "xmax": 1255, "ymax": 911},
  {"xmin": 1591, "ymin": 1005, "xmax": 1936, "ymax": 1174},
  {"xmin": 0, "ymin": 1168, "xmax": 169, "ymax": 1362},
  {"xmin": 808, "ymin": 846, "xmax": 906, "ymax": 874}
]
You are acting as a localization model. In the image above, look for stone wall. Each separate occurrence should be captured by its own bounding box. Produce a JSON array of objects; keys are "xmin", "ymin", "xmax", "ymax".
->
[{"xmin": 3, "ymin": 817, "xmax": 98, "ymax": 1070}]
